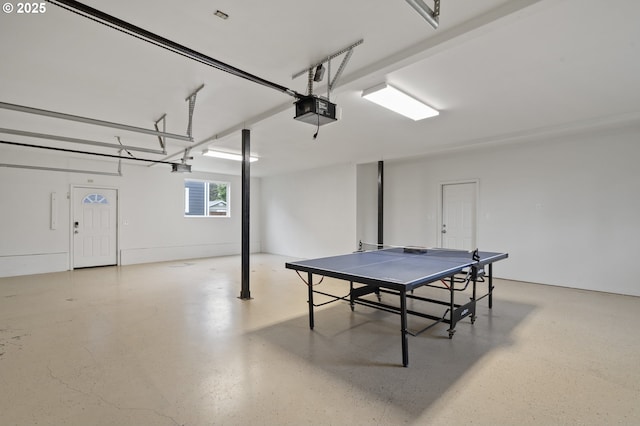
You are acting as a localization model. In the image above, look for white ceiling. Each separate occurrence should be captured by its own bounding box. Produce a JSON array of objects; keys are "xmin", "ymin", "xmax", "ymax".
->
[{"xmin": 1, "ymin": 0, "xmax": 639, "ymax": 176}]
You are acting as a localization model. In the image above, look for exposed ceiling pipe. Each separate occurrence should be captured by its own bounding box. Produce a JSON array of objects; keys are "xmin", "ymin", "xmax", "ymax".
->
[
  {"xmin": 0, "ymin": 128, "xmax": 166, "ymax": 155},
  {"xmin": 47, "ymin": 0, "xmax": 303, "ymax": 99},
  {"xmin": 0, "ymin": 101, "xmax": 192, "ymax": 142}
]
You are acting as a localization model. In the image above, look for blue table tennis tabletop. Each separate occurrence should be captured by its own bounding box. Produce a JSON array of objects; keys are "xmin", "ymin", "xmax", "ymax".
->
[
  {"xmin": 286, "ymin": 247, "xmax": 509, "ymax": 367},
  {"xmin": 286, "ymin": 248, "xmax": 507, "ymax": 290}
]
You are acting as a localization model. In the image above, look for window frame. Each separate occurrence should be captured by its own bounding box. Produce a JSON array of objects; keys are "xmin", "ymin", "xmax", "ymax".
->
[{"xmin": 183, "ymin": 179, "xmax": 230, "ymax": 218}]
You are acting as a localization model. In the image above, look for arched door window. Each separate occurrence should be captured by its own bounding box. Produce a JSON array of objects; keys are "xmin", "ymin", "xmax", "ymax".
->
[{"xmin": 82, "ymin": 194, "xmax": 109, "ymax": 204}]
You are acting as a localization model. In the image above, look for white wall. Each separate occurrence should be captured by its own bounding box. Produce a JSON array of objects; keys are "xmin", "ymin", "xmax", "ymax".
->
[
  {"xmin": 0, "ymin": 147, "xmax": 260, "ymax": 277},
  {"xmin": 261, "ymin": 123, "xmax": 640, "ymax": 296},
  {"xmin": 261, "ymin": 163, "xmax": 357, "ymax": 259},
  {"xmin": 5, "ymin": 122, "xmax": 639, "ymax": 296},
  {"xmin": 380, "ymin": 123, "xmax": 640, "ymax": 296},
  {"xmin": 356, "ymin": 162, "xmax": 378, "ymax": 246}
]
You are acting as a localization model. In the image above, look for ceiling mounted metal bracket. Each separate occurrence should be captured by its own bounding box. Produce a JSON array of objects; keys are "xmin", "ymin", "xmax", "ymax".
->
[
  {"xmin": 1, "ymin": 139, "xmax": 189, "ymax": 171},
  {"xmin": 292, "ymin": 39, "xmax": 363, "ymax": 101},
  {"xmin": 0, "ymin": 101, "xmax": 192, "ymax": 142},
  {"xmin": 185, "ymin": 84, "xmax": 204, "ymax": 140},
  {"xmin": 292, "ymin": 39, "xmax": 364, "ymax": 80},
  {"xmin": 0, "ymin": 162, "xmax": 122, "ymax": 176},
  {"xmin": 328, "ymin": 48, "xmax": 354, "ymax": 93},
  {"xmin": 0, "ymin": 128, "xmax": 166, "ymax": 154},
  {"xmin": 154, "ymin": 114, "xmax": 167, "ymax": 153},
  {"xmin": 171, "ymin": 147, "xmax": 193, "ymax": 173},
  {"xmin": 405, "ymin": 0, "xmax": 440, "ymax": 29}
]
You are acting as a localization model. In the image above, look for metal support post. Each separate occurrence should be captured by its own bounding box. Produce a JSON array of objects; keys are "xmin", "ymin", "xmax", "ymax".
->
[
  {"xmin": 378, "ymin": 160, "xmax": 384, "ymax": 247},
  {"xmin": 239, "ymin": 129, "xmax": 251, "ymax": 300},
  {"xmin": 308, "ymin": 272, "xmax": 315, "ymax": 329}
]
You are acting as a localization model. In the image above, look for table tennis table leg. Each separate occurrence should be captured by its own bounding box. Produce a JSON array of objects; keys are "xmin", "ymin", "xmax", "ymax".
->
[
  {"xmin": 308, "ymin": 272, "xmax": 314, "ymax": 330},
  {"xmin": 471, "ymin": 267, "xmax": 477, "ymax": 324},
  {"xmin": 448, "ymin": 276, "xmax": 456, "ymax": 339},
  {"xmin": 349, "ymin": 281, "xmax": 354, "ymax": 311},
  {"xmin": 400, "ymin": 289, "xmax": 409, "ymax": 367},
  {"xmin": 488, "ymin": 264, "xmax": 494, "ymax": 309}
]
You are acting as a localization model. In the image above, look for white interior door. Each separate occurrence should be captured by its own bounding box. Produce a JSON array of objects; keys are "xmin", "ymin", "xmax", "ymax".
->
[
  {"xmin": 73, "ymin": 187, "xmax": 117, "ymax": 268},
  {"xmin": 441, "ymin": 182, "xmax": 477, "ymax": 250}
]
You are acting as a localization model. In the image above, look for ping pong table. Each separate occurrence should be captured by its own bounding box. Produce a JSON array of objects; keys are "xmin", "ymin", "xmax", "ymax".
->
[{"xmin": 285, "ymin": 246, "xmax": 508, "ymax": 367}]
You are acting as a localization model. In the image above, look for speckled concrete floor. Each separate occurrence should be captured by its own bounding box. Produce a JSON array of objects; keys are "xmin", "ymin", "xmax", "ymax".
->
[{"xmin": 0, "ymin": 254, "xmax": 638, "ymax": 425}]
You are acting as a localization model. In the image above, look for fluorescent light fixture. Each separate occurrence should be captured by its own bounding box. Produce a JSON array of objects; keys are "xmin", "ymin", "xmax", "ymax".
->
[
  {"xmin": 203, "ymin": 149, "xmax": 258, "ymax": 162},
  {"xmin": 362, "ymin": 83, "xmax": 439, "ymax": 121}
]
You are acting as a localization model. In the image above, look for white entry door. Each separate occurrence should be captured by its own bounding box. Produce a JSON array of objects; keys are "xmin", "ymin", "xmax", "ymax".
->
[
  {"xmin": 441, "ymin": 182, "xmax": 477, "ymax": 250},
  {"xmin": 73, "ymin": 187, "xmax": 117, "ymax": 268}
]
